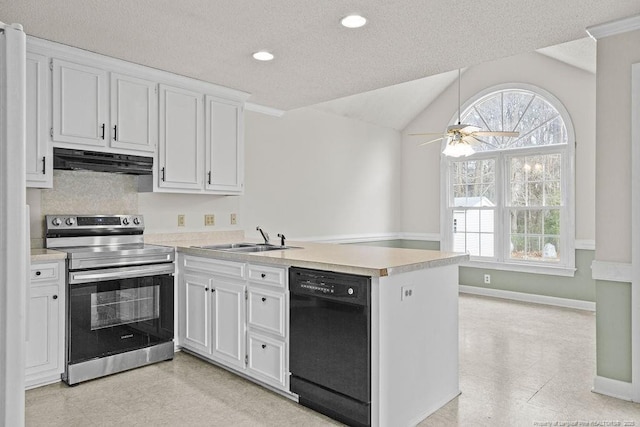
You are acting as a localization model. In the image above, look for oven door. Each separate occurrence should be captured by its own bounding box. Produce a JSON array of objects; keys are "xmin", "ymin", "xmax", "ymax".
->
[{"xmin": 67, "ymin": 264, "xmax": 174, "ymax": 365}]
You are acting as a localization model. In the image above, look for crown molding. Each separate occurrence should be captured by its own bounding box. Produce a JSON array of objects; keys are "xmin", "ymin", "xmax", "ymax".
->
[
  {"xmin": 245, "ymin": 102, "xmax": 285, "ymax": 117},
  {"xmin": 586, "ymin": 14, "xmax": 640, "ymax": 40}
]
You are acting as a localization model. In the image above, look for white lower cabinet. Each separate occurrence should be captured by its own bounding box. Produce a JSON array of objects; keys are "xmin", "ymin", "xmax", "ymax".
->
[
  {"xmin": 26, "ymin": 260, "xmax": 65, "ymax": 388},
  {"xmin": 179, "ymin": 255, "xmax": 288, "ymax": 392}
]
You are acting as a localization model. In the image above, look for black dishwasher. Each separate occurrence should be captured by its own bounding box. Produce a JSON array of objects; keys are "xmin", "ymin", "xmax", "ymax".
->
[{"xmin": 289, "ymin": 267, "xmax": 371, "ymax": 427}]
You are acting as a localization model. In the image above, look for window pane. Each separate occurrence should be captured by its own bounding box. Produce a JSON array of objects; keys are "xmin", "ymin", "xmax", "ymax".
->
[
  {"xmin": 509, "ymin": 208, "xmax": 560, "ymax": 262},
  {"xmin": 452, "ymin": 208, "xmax": 495, "ymax": 257},
  {"xmin": 451, "ymin": 159, "xmax": 495, "ymax": 207},
  {"xmin": 509, "ymin": 154, "xmax": 562, "ymax": 207}
]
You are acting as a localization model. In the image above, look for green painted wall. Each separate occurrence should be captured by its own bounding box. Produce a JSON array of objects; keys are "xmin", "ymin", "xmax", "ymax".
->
[
  {"xmin": 460, "ymin": 250, "xmax": 596, "ymax": 302},
  {"xmin": 353, "ymin": 240, "xmax": 596, "ymax": 303},
  {"xmin": 595, "ymin": 280, "xmax": 632, "ymax": 382}
]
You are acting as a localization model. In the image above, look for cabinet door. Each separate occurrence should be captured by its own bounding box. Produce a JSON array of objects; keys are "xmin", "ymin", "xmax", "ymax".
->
[
  {"xmin": 158, "ymin": 84, "xmax": 203, "ymax": 190},
  {"xmin": 26, "ymin": 52, "xmax": 52, "ymax": 188},
  {"xmin": 246, "ymin": 332, "xmax": 287, "ymax": 390},
  {"xmin": 52, "ymin": 58, "xmax": 108, "ymax": 147},
  {"xmin": 211, "ymin": 276, "xmax": 245, "ymax": 369},
  {"xmin": 204, "ymin": 96, "xmax": 243, "ymax": 193},
  {"xmin": 179, "ymin": 274, "xmax": 212, "ymax": 355},
  {"xmin": 25, "ymin": 284, "xmax": 60, "ymax": 376},
  {"xmin": 110, "ymin": 73, "xmax": 157, "ymax": 152}
]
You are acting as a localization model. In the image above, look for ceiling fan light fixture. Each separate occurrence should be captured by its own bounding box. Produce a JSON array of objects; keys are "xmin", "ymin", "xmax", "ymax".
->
[
  {"xmin": 442, "ymin": 141, "xmax": 475, "ymax": 158},
  {"xmin": 341, "ymin": 14, "xmax": 367, "ymax": 28}
]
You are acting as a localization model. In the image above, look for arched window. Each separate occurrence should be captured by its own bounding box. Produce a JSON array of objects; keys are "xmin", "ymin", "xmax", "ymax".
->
[{"xmin": 441, "ymin": 84, "xmax": 575, "ymax": 275}]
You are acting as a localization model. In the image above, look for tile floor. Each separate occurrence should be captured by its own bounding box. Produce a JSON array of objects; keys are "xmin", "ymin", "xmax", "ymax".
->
[{"xmin": 25, "ymin": 294, "xmax": 640, "ymax": 426}]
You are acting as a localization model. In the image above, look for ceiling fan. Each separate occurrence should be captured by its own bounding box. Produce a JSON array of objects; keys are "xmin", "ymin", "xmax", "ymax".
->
[{"xmin": 410, "ymin": 69, "xmax": 519, "ymax": 157}]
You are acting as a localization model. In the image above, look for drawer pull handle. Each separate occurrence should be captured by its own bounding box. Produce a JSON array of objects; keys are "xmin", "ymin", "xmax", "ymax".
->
[
  {"xmin": 52, "ymin": 295, "xmax": 58, "ymax": 300},
  {"xmin": 261, "ymin": 344, "xmax": 266, "ymax": 349},
  {"xmin": 35, "ymin": 271, "xmax": 41, "ymax": 276},
  {"xmin": 261, "ymin": 297, "xmax": 266, "ymax": 302},
  {"xmin": 261, "ymin": 273, "xmax": 266, "ymax": 278}
]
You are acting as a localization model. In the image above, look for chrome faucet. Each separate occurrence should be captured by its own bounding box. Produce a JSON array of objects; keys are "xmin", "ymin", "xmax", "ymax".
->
[
  {"xmin": 256, "ymin": 226, "xmax": 270, "ymax": 245},
  {"xmin": 277, "ymin": 233, "xmax": 286, "ymax": 247}
]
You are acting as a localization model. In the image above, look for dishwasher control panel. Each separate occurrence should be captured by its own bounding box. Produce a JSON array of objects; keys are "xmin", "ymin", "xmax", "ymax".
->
[{"xmin": 289, "ymin": 267, "xmax": 370, "ymax": 306}]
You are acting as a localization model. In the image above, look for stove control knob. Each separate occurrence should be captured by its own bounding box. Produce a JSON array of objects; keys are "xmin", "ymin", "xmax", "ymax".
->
[
  {"xmin": 65, "ymin": 217, "xmax": 75, "ymax": 226},
  {"xmin": 122, "ymin": 217, "xmax": 130, "ymax": 225},
  {"xmin": 133, "ymin": 217, "xmax": 140, "ymax": 225},
  {"xmin": 51, "ymin": 217, "xmax": 62, "ymax": 226}
]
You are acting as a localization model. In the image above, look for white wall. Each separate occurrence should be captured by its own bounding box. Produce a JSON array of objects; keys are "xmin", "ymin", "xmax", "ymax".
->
[
  {"xmin": 240, "ymin": 108, "xmax": 402, "ymax": 239},
  {"xmin": 401, "ymin": 52, "xmax": 596, "ymax": 242},
  {"xmin": 29, "ymin": 106, "xmax": 402, "ymax": 242}
]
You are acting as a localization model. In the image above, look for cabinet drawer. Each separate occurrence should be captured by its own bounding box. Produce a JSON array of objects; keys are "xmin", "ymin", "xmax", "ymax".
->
[
  {"xmin": 247, "ymin": 287, "xmax": 285, "ymax": 337},
  {"xmin": 247, "ymin": 332, "xmax": 286, "ymax": 389},
  {"xmin": 247, "ymin": 264, "xmax": 286, "ymax": 289},
  {"xmin": 183, "ymin": 256, "xmax": 245, "ymax": 279},
  {"xmin": 30, "ymin": 263, "xmax": 60, "ymax": 283}
]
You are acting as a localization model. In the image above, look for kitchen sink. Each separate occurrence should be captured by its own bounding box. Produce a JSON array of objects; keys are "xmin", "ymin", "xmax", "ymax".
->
[{"xmin": 195, "ymin": 243, "xmax": 296, "ymax": 252}]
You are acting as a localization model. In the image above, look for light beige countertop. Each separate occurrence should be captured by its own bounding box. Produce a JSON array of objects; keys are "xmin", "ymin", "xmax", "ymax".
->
[
  {"xmin": 31, "ymin": 248, "xmax": 67, "ymax": 262},
  {"xmin": 175, "ymin": 240, "xmax": 468, "ymax": 277}
]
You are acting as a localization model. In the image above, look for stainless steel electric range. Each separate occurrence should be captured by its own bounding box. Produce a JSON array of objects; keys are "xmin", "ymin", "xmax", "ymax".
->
[{"xmin": 45, "ymin": 214, "xmax": 175, "ymax": 385}]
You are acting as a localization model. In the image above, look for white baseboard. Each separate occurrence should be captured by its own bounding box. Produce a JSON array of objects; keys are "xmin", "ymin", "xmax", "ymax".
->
[
  {"xmin": 592, "ymin": 376, "xmax": 634, "ymax": 402},
  {"xmin": 459, "ymin": 285, "xmax": 595, "ymax": 311}
]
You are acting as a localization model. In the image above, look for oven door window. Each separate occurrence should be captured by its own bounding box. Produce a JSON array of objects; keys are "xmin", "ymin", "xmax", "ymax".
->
[
  {"xmin": 91, "ymin": 286, "xmax": 159, "ymax": 330},
  {"xmin": 69, "ymin": 274, "xmax": 173, "ymax": 364}
]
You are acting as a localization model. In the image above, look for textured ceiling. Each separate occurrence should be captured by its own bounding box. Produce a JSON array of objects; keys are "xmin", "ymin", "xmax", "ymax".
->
[{"xmin": 1, "ymin": 1, "xmax": 638, "ymax": 110}]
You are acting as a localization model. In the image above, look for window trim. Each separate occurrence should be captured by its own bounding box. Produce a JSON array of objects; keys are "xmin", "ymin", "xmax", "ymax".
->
[{"xmin": 440, "ymin": 83, "xmax": 576, "ymax": 276}]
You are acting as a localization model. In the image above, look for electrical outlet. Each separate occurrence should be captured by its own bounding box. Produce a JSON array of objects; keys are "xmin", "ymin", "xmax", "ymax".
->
[
  {"xmin": 204, "ymin": 214, "xmax": 215, "ymax": 226},
  {"xmin": 484, "ymin": 274, "xmax": 491, "ymax": 284},
  {"xmin": 230, "ymin": 213, "xmax": 237, "ymax": 225},
  {"xmin": 177, "ymin": 214, "xmax": 185, "ymax": 227},
  {"xmin": 401, "ymin": 286, "xmax": 414, "ymax": 301}
]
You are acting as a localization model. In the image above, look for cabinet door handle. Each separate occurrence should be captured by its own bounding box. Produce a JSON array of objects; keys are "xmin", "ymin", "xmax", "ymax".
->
[
  {"xmin": 205, "ymin": 287, "xmax": 209, "ymax": 292},
  {"xmin": 113, "ymin": 125, "xmax": 118, "ymax": 141},
  {"xmin": 261, "ymin": 297, "xmax": 266, "ymax": 302},
  {"xmin": 161, "ymin": 167, "xmax": 166, "ymax": 181},
  {"xmin": 100, "ymin": 123, "xmax": 105, "ymax": 140},
  {"xmin": 42, "ymin": 156, "xmax": 46, "ymax": 175},
  {"xmin": 52, "ymin": 295, "xmax": 58, "ymax": 300},
  {"xmin": 261, "ymin": 344, "xmax": 267, "ymax": 349},
  {"xmin": 211, "ymin": 288, "xmax": 215, "ymax": 293},
  {"xmin": 207, "ymin": 171, "xmax": 212, "ymax": 185}
]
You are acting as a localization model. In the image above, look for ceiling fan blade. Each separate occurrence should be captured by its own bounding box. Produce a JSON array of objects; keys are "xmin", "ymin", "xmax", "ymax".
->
[
  {"xmin": 463, "ymin": 135, "xmax": 483, "ymax": 145},
  {"xmin": 418, "ymin": 136, "xmax": 444, "ymax": 146},
  {"xmin": 409, "ymin": 132, "xmax": 446, "ymax": 136},
  {"xmin": 472, "ymin": 131, "xmax": 519, "ymax": 137},
  {"xmin": 459, "ymin": 125, "xmax": 481, "ymax": 134}
]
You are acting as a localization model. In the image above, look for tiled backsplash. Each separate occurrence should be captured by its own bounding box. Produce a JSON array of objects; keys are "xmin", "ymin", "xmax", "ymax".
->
[{"xmin": 42, "ymin": 170, "xmax": 138, "ymax": 214}]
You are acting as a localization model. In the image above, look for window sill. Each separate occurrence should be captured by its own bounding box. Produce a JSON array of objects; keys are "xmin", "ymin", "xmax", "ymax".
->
[{"xmin": 460, "ymin": 259, "xmax": 577, "ymax": 277}]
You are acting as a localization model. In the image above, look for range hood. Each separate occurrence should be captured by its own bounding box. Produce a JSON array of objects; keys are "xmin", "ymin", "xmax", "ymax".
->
[{"xmin": 53, "ymin": 148, "xmax": 153, "ymax": 175}]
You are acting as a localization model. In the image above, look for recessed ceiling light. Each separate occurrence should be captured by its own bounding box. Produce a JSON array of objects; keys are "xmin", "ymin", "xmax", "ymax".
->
[
  {"xmin": 341, "ymin": 14, "xmax": 367, "ymax": 29},
  {"xmin": 253, "ymin": 51, "xmax": 274, "ymax": 61}
]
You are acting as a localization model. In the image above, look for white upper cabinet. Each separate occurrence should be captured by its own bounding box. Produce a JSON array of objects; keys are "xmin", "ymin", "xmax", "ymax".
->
[
  {"xmin": 52, "ymin": 58, "xmax": 108, "ymax": 148},
  {"xmin": 158, "ymin": 84, "xmax": 203, "ymax": 190},
  {"xmin": 110, "ymin": 73, "xmax": 157, "ymax": 153},
  {"xmin": 26, "ymin": 52, "xmax": 52, "ymax": 188},
  {"xmin": 205, "ymin": 96, "xmax": 243, "ymax": 193}
]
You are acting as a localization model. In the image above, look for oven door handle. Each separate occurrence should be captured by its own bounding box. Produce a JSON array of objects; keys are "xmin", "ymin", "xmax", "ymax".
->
[{"xmin": 69, "ymin": 263, "xmax": 175, "ymax": 284}]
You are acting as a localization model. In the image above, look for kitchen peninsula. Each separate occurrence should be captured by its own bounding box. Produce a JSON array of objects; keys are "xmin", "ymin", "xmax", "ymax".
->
[{"xmin": 175, "ymin": 239, "xmax": 467, "ymax": 427}]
